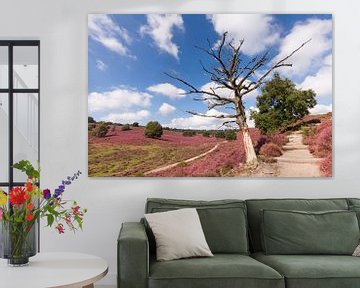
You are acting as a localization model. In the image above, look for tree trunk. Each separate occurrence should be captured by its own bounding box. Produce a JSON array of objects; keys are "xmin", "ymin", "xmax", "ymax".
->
[
  {"xmin": 241, "ymin": 127, "xmax": 258, "ymax": 167},
  {"xmin": 236, "ymin": 108, "xmax": 258, "ymax": 167}
]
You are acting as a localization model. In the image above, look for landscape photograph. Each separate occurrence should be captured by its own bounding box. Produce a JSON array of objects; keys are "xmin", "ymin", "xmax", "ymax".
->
[{"xmin": 88, "ymin": 14, "xmax": 332, "ymax": 177}]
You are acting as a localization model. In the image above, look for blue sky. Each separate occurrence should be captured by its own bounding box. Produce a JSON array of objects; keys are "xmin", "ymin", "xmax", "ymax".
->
[{"xmin": 88, "ymin": 14, "xmax": 332, "ymax": 129}]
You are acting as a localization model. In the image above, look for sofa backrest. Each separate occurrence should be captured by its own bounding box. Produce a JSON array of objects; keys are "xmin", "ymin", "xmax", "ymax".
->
[
  {"xmin": 145, "ymin": 198, "xmax": 249, "ymax": 255},
  {"xmin": 245, "ymin": 198, "xmax": 349, "ymax": 252}
]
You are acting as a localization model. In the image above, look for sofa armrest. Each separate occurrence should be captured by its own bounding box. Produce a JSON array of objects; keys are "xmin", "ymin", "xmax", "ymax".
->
[{"xmin": 118, "ymin": 222, "xmax": 149, "ymax": 288}]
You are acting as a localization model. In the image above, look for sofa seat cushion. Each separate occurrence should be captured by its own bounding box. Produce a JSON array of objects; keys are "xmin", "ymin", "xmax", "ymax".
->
[
  {"xmin": 149, "ymin": 254, "xmax": 284, "ymax": 288},
  {"xmin": 252, "ymin": 252, "xmax": 360, "ymax": 288}
]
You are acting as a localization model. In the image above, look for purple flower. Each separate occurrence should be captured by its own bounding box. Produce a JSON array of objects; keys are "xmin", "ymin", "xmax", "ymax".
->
[
  {"xmin": 54, "ymin": 171, "xmax": 82, "ymax": 199},
  {"xmin": 43, "ymin": 189, "xmax": 51, "ymax": 200},
  {"xmin": 54, "ymin": 189, "xmax": 63, "ymax": 198}
]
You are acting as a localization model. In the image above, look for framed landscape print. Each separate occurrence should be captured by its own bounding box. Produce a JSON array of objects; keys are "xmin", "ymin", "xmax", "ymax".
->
[{"xmin": 88, "ymin": 14, "xmax": 332, "ymax": 177}]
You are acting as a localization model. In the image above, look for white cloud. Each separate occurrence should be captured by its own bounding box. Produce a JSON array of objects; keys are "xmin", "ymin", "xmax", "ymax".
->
[
  {"xmin": 96, "ymin": 59, "xmax": 108, "ymax": 71},
  {"xmin": 298, "ymin": 65, "xmax": 332, "ymax": 98},
  {"xmin": 140, "ymin": 14, "xmax": 184, "ymax": 59},
  {"xmin": 246, "ymin": 106, "xmax": 259, "ymax": 128},
  {"xmin": 88, "ymin": 88, "xmax": 152, "ymax": 113},
  {"xmin": 164, "ymin": 109, "xmax": 234, "ymax": 130},
  {"xmin": 147, "ymin": 83, "xmax": 186, "ymax": 99},
  {"xmin": 309, "ymin": 104, "xmax": 332, "ymax": 115},
  {"xmin": 201, "ymin": 82, "xmax": 233, "ymax": 100},
  {"xmin": 297, "ymin": 53, "xmax": 332, "ymax": 99},
  {"xmin": 158, "ymin": 103, "xmax": 176, "ymax": 115},
  {"xmin": 88, "ymin": 14, "xmax": 133, "ymax": 57},
  {"xmin": 101, "ymin": 110, "xmax": 150, "ymax": 123},
  {"xmin": 208, "ymin": 14, "xmax": 280, "ymax": 55},
  {"xmin": 274, "ymin": 18, "xmax": 332, "ymax": 77}
]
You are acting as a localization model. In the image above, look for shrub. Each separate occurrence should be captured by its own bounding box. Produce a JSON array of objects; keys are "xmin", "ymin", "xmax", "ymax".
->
[
  {"xmin": 88, "ymin": 116, "xmax": 96, "ymax": 123},
  {"xmin": 321, "ymin": 154, "xmax": 332, "ymax": 177},
  {"xmin": 144, "ymin": 121, "xmax": 163, "ymax": 138},
  {"xmin": 132, "ymin": 122, "xmax": 139, "ymax": 127},
  {"xmin": 183, "ymin": 130, "xmax": 196, "ymax": 137},
  {"xmin": 121, "ymin": 124, "xmax": 131, "ymax": 131},
  {"xmin": 254, "ymin": 136, "xmax": 268, "ymax": 155},
  {"xmin": 300, "ymin": 125, "xmax": 311, "ymax": 136},
  {"xmin": 269, "ymin": 133, "xmax": 288, "ymax": 146},
  {"xmin": 92, "ymin": 122, "xmax": 109, "ymax": 138},
  {"xmin": 259, "ymin": 143, "xmax": 283, "ymax": 157},
  {"xmin": 225, "ymin": 130, "xmax": 237, "ymax": 141},
  {"xmin": 202, "ymin": 131, "xmax": 211, "ymax": 137},
  {"xmin": 214, "ymin": 131, "xmax": 226, "ymax": 138},
  {"xmin": 317, "ymin": 126, "xmax": 332, "ymax": 155},
  {"xmin": 88, "ymin": 123, "xmax": 96, "ymax": 131}
]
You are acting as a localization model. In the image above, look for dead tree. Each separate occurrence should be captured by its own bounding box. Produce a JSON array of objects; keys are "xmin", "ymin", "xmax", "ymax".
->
[{"xmin": 167, "ymin": 32, "xmax": 310, "ymax": 167}]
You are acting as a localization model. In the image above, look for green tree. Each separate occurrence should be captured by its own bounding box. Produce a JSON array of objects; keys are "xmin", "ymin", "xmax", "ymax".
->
[
  {"xmin": 202, "ymin": 131, "xmax": 211, "ymax": 137},
  {"xmin": 215, "ymin": 131, "xmax": 226, "ymax": 139},
  {"xmin": 251, "ymin": 73, "xmax": 316, "ymax": 134},
  {"xmin": 92, "ymin": 122, "xmax": 109, "ymax": 138},
  {"xmin": 121, "ymin": 124, "xmax": 131, "ymax": 131},
  {"xmin": 183, "ymin": 130, "xmax": 196, "ymax": 137},
  {"xmin": 225, "ymin": 130, "xmax": 237, "ymax": 141},
  {"xmin": 144, "ymin": 121, "xmax": 163, "ymax": 138}
]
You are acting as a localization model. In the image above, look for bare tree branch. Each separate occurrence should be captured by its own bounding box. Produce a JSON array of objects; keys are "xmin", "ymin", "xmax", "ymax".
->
[
  {"xmin": 187, "ymin": 110, "xmax": 237, "ymax": 119},
  {"xmin": 218, "ymin": 120, "xmax": 237, "ymax": 129},
  {"xmin": 165, "ymin": 72, "xmax": 235, "ymax": 104},
  {"xmin": 241, "ymin": 39, "xmax": 312, "ymax": 97}
]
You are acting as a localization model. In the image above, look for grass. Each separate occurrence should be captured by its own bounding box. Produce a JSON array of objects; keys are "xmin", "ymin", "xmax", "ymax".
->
[{"xmin": 88, "ymin": 142, "xmax": 215, "ymax": 177}]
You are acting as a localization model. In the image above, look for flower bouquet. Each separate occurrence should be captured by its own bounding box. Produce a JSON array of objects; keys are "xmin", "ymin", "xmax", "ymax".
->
[{"xmin": 0, "ymin": 160, "xmax": 87, "ymax": 266}]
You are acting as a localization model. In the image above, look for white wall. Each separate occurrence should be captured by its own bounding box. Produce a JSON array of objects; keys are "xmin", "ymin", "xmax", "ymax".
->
[{"xmin": 1, "ymin": 0, "xmax": 360, "ymax": 286}]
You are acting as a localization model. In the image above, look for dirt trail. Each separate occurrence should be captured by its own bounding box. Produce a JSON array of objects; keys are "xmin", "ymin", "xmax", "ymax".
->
[
  {"xmin": 144, "ymin": 141, "xmax": 226, "ymax": 176},
  {"xmin": 276, "ymin": 131, "xmax": 322, "ymax": 177}
]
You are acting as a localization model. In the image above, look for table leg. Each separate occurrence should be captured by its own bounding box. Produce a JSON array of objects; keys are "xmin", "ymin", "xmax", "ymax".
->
[{"xmin": 82, "ymin": 284, "xmax": 94, "ymax": 288}]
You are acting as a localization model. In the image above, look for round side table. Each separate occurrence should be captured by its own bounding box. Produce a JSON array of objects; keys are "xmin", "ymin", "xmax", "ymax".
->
[{"xmin": 0, "ymin": 252, "xmax": 108, "ymax": 288}]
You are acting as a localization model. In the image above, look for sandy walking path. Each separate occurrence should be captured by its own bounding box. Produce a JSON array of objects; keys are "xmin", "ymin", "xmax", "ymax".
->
[
  {"xmin": 144, "ymin": 141, "xmax": 226, "ymax": 176},
  {"xmin": 276, "ymin": 131, "xmax": 322, "ymax": 177}
]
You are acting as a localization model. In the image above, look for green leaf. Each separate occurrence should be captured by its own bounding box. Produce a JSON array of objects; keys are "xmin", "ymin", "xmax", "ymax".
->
[
  {"xmin": 47, "ymin": 214, "xmax": 54, "ymax": 227},
  {"xmin": 13, "ymin": 160, "xmax": 40, "ymax": 180}
]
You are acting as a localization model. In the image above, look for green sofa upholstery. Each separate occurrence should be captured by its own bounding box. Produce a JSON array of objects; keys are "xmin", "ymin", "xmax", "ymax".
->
[
  {"xmin": 253, "ymin": 253, "xmax": 360, "ymax": 288},
  {"xmin": 118, "ymin": 198, "xmax": 360, "ymax": 288},
  {"xmin": 149, "ymin": 254, "xmax": 283, "ymax": 288}
]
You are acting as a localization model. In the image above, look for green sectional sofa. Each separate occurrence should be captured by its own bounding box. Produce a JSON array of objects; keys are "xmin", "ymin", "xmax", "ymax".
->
[{"xmin": 118, "ymin": 198, "xmax": 360, "ymax": 288}]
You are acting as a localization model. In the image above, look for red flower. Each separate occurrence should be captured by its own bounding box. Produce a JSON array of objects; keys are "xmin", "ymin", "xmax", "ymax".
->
[
  {"xmin": 25, "ymin": 182, "xmax": 33, "ymax": 192},
  {"xmin": 26, "ymin": 203, "xmax": 34, "ymax": 210},
  {"xmin": 24, "ymin": 193, "xmax": 31, "ymax": 201},
  {"xmin": 26, "ymin": 214, "xmax": 33, "ymax": 221},
  {"xmin": 9, "ymin": 187, "xmax": 26, "ymax": 205},
  {"xmin": 56, "ymin": 223, "xmax": 65, "ymax": 234}
]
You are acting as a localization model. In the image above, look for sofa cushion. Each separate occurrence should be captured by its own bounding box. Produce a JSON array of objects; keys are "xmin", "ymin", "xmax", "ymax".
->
[
  {"xmin": 349, "ymin": 205, "xmax": 360, "ymax": 228},
  {"xmin": 347, "ymin": 198, "xmax": 360, "ymax": 207},
  {"xmin": 261, "ymin": 209, "xmax": 359, "ymax": 255},
  {"xmin": 149, "ymin": 254, "xmax": 284, "ymax": 288},
  {"xmin": 145, "ymin": 208, "xmax": 213, "ymax": 261},
  {"xmin": 246, "ymin": 198, "xmax": 349, "ymax": 252},
  {"xmin": 252, "ymin": 252, "xmax": 360, "ymax": 288},
  {"xmin": 146, "ymin": 198, "xmax": 249, "ymax": 254}
]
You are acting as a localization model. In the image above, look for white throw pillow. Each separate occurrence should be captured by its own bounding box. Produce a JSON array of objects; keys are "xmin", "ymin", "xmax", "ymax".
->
[
  {"xmin": 145, "ymin": 208, "xmax": 213, "ymax": 261},
  {"xmin": 353, "ymin": 244, "xmax": 360, "ymax": 256}
]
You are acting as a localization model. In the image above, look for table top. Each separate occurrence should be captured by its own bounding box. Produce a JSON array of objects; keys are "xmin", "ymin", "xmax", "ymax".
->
[{"xmin": 0, "ymin": 252, "xmax": 108, "ymax": 288}]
